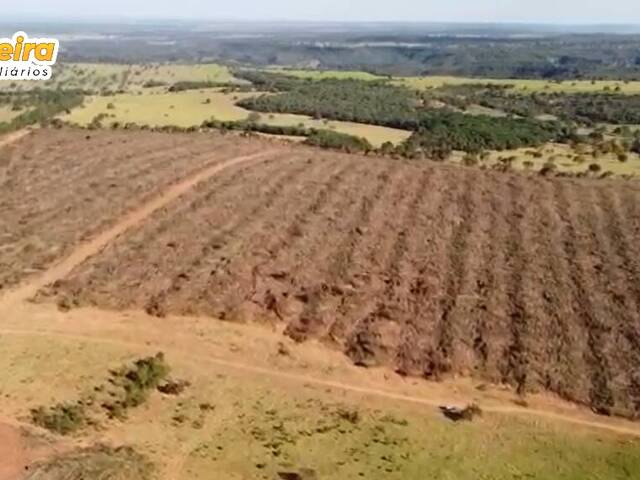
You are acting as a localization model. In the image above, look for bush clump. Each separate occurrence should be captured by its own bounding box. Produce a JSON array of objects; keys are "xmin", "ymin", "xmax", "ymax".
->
[
  {"xmin": 305, "ymin": 129, "xmax": 372, "ymax": 153},
  {"xmin": 110, "ymin": 353, "xmax": 170, "ymax": 411},
  {"xmin": 31, "ymin": 403, "xmax": 87, "ymax": 435}
]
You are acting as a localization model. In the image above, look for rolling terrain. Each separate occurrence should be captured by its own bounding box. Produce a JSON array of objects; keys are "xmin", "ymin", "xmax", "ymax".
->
[
  {"xmin": 5, "ymin": 128, "xmax": 638, "ymax": 420},
  {"xmin": 1, "ymin": 128, "xmax": 639, "ymax": 479},
  {"xmin": 0, "ymin": 128, "xmax": 275, "ymax": 291}
]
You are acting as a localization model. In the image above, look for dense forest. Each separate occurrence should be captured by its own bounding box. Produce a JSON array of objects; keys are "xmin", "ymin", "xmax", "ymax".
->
[
  {"xmin": 237, "ymin": 75, "xmax": 420, "ymax": 129},
  {"xmin": 405, "ymin": 112, "xmax": 570, "ymax": 159}
]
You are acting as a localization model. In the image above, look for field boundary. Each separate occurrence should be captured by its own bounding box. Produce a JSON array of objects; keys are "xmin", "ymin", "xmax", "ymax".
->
[
  {"xmin": 0, "ymin": 149, "xmax": 278, "ymax": 309},
  {"xmin": 1, "ymin": 326, "xmax": 639, "ymax": 438},
  {"xmin": 0, "ymin": 129, "xmax": 32, "ymax": 149}
]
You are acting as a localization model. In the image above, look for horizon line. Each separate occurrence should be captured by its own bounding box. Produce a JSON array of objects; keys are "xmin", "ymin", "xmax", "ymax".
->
[{"xmin": 1, "ymin": 17, "xmax": 640, "ymax": 27}]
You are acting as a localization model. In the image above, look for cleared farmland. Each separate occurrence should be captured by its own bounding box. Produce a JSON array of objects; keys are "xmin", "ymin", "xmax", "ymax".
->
[
  {"xmin": 30, "ymin": 132, "xmax": 640, "ymax": 419},
  {"xmin": 0, "ymin": 128, "xmax": 280, "ymax": 290}
]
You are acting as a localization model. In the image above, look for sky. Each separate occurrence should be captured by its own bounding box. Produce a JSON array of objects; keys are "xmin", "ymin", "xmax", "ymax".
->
[{"xmin": 3, "ymin": 0, "xmax": 640, "ymax": 24}]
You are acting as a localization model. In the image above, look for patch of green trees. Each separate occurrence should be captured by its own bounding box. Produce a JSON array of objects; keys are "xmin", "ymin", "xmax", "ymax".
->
[{"xmin": 0, "ymin": 89, "xmax": 84, "ymax": 133}]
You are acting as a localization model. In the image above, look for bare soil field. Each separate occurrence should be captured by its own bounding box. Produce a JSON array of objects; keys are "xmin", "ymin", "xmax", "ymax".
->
[
  {"xmin": 28, "ymin": 133, "xmax": 640, "ymax": 420},
  {"xmin": 0, "ymin": 128, "xmax": 282, "ymax": 291}
]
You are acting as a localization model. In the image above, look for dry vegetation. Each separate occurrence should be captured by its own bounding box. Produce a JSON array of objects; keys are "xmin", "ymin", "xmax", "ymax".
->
[
  {"xmin": 20, "ymin": 130, "xmax": 640, "ymax": 419},
  {"xmin": 0, "ymin": 128, "xmax": 270, "ymax": 290}
]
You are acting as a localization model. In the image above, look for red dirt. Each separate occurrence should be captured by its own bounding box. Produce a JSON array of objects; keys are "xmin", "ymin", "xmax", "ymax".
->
[
  {"xmin": 0, "ymin": 423, "xmax": 26, "ymax": 480},
  {"xmin": 17, "ymin": 131, "xmax": 640, "ymax": 419},
  {"xmin": 0, "ymin": 128, "xmax": 281, "ymax": 291}
]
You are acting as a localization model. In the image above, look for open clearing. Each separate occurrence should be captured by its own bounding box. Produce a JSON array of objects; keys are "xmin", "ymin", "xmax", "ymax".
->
[
  {"xmin": 273, "ymin": 68, "xmax": 640, "ymax": 94},
  {"xmin": 2, "ymin": 128, "xmax": 640, "ymax": 479},
  {"xmin": 62, "ymin": 90, "xmax": 411, "ymax": 146},
  {"xmin": 449, "ymin": 142, "xmax": 640, "ymax": 178},
  {"xmin": 62, "ymin": 90, "xmax": 260, "ymax": 125},
  {"xmin": 1, "ymin": 304, "xmax": 639, "ymax": 480},
  {"xmin": 0, "ymin": 63, "xmax": 242, "ymax": 92}
]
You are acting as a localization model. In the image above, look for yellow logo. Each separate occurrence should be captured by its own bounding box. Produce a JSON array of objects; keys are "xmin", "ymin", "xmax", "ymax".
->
[{"xmin": 0, "ymin": 31, "xmax": 59, "ymax": 81}]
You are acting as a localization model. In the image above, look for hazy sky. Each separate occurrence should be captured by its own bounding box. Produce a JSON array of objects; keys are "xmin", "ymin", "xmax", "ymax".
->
[{"xmin": 4, "ymin": 0, "xmax": 640, "ymax": 24}]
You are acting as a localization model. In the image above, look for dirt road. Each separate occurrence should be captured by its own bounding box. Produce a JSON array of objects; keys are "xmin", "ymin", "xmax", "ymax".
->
[
  {"xmin": 1, "ymin": 317, "xmax": 639, "ymax": 439},
  {"xmin": 0, "ymin": 129, "xmax": 31, "ymax": 149},
  {"xmin": 0, "ymin": 149, "xmax": 277, "ymax": 309}
]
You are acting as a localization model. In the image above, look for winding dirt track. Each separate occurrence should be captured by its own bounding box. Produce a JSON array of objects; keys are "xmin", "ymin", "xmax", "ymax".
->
[
  {"xmin": 0, "ymin": 149, "xmax": 277, "ymax": 309},
  {"xmin": 1, "ymin": 325, "xmax": 639, "ymax": 438},
  {"xmin": 0, "ymin": 129, "xmax": 31, "ymax": 149}
]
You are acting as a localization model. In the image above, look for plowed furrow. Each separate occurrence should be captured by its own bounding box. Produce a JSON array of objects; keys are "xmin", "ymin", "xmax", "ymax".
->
[
  {"xmin": 284, "ymin": 162, "xmax": 400, "ymax": 341},
  {"xmin": 146, "ymin": 155, "xmax": 316, "ymax": 316},
  {"xmin": 36, "ymin": 156, "xmax": 293, "ymax": 310},
  {"xmin": 529, "ymin": 179, "xmax": 586, "ymax": 402},
  {"xmin": 330, "ymin": 166, "xmax": 431, "ymax": 346},
  {"xmin": 553, "ymin": 181, "xmax": 614, "ymax": 415},
  {"xmin": 389, "ymin": 168, "xmax": 464, "ymax": 378},
  {"xmin": 194, "ymin": 158, "xmax": 356, "ymax": 318},
  {"xmin": 591, "ymin": 188, "xmax": 640, "ymax": 417},
  {"xmin": 467, "ymin": 176, "xmax": 501, "ymax": 374},
  {"xmin": 501, "ymin": 177, "xmax": 531, "ymax": 394},
  {"xmin": 434, "ymin": 170, "xmax": 477, "ymax": 376}
]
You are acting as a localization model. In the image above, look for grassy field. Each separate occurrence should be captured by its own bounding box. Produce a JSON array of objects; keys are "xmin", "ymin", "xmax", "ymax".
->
[
  {"xmin": 2, "ymin": 315, "xmax": 639, "ymax": 480},
  {"xmin": 62, "ymin": 89, "xmax": 411, "ymax": 146},
  {"xmin": 257, "ymin": 112, "xmax": 411, "ymax": 146},
  {"xmin": 270, "ymin": 68, "xmax": 640, "ymax": 94},
  {"xmin": 398, "ymin": 76, "xmax": 640, "ymax": 94},
  {"xmin": 449, "ymin": 143, "xmax": 640, "ymax": 178},
  {"xmin": 63, "ymin": 90, "xmax": 256, "ymax": 125},
  {"xmin": 0, "ymin": 63, "xmax": 241, "ymax": 92}
]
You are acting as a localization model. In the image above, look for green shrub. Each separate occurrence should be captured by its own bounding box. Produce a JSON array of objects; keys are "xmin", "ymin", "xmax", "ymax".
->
[
  {"xmin": 101, "ymin": 353, "xmax": 171, "ymax": 416},
  {"xmin": 305, "ymin": 130, "xmax": 372, "ymax": 153},
  {"xmin": 31, "ymin": 403, "xmax": 87, "ymax": 435},
  {"xmin": 168, "ymin": 80, "xmax": 229, "ymax": 92}
]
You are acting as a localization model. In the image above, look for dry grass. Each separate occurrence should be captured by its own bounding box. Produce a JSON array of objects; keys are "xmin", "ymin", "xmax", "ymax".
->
[
  {"xmin": 26, "ymin": 446, "xmax": 154, "ymax": 480},
  {"xmin": 449, "ymin": 142, "xmax": 640, "ymax": 178},
  {"xmin": 62, "ymin": 90, "xmax": 410, "ymax": 146},
  {"xmin": 0, "ymin": 317, "xmax": 639, "ymax": 480},
  {"xmin": 268, "ymin": 68, "xmax": 640, "ymax": 94}
]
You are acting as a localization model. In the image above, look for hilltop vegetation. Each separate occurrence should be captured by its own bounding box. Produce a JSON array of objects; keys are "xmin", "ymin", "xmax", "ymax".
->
[
  {"xmin": 0, "ymin": 89, "xmax": 84, "ymax": 133},
  {"xmin": 431, "ymin": 84, "xmax": 640, "ymax": 125},
  {"xmin": 237, "ymin": 74, "xmax": 420, "ymax": 129},
  {"xmin": 237, "ymin": 71, "xmax": 574, "ymax": 156},
  {"xmin": 2, "ymin": 61, "xmax": 640, "ymax": 177},
  {"xmin": 404, "ymin": 112, "xmax": 568, "ymax": 159}
]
